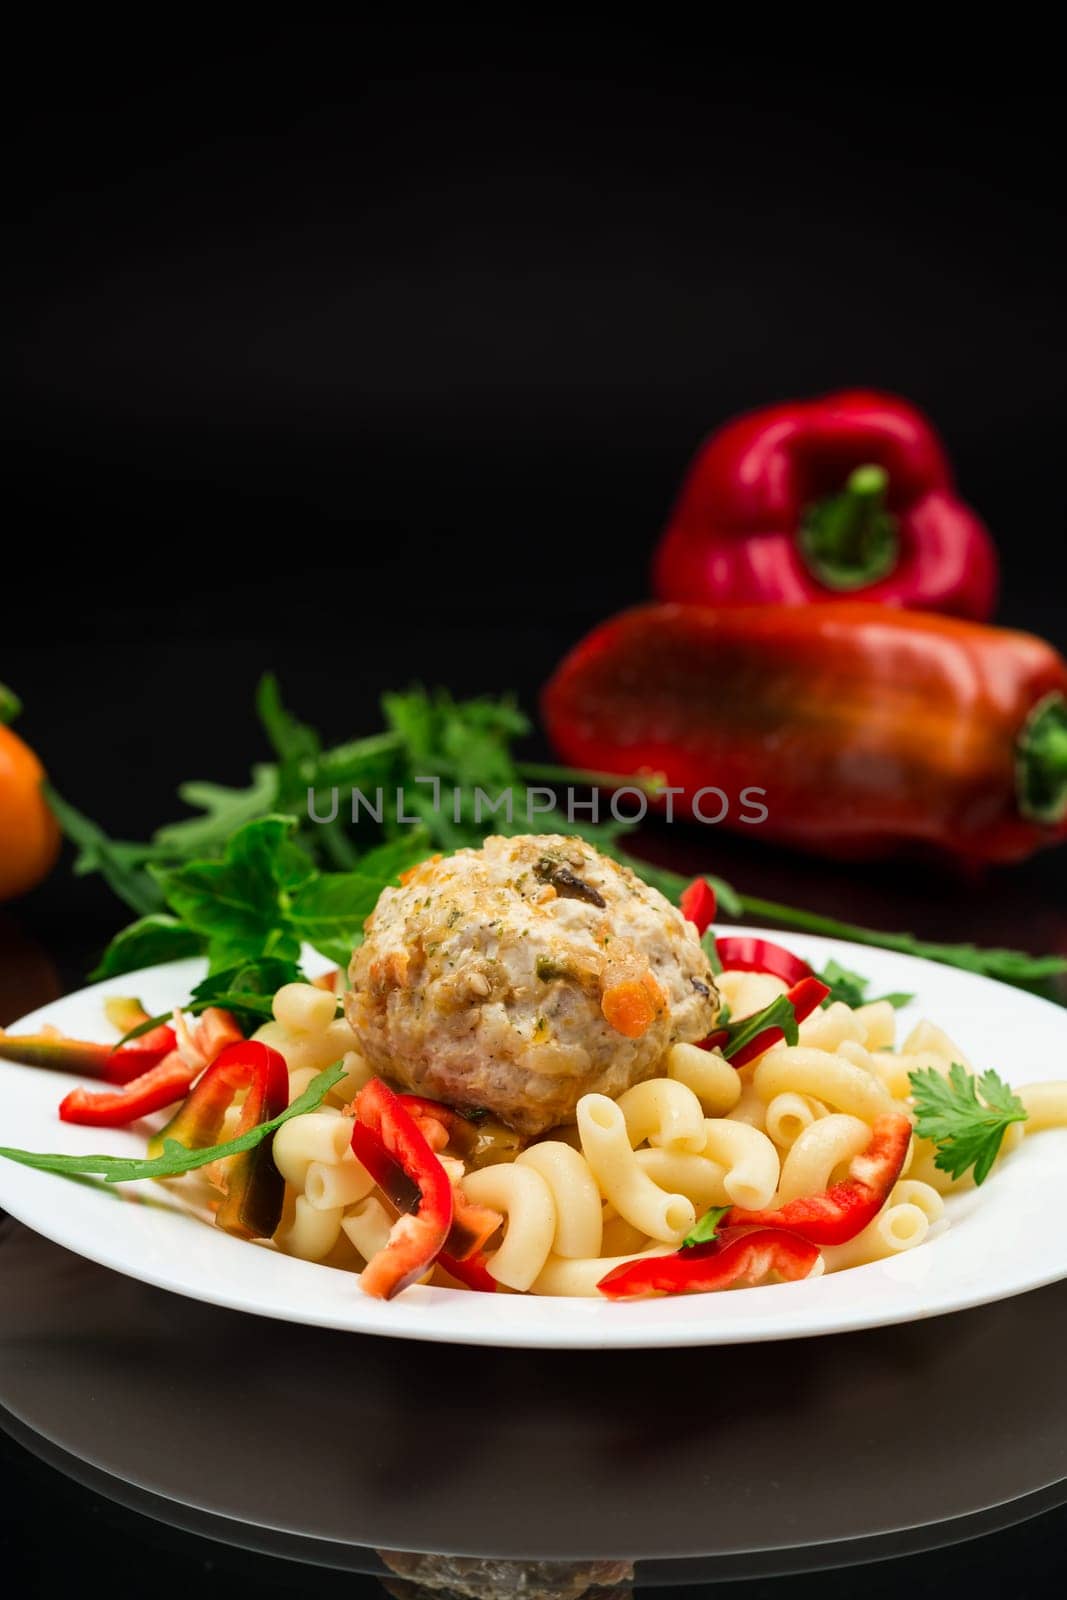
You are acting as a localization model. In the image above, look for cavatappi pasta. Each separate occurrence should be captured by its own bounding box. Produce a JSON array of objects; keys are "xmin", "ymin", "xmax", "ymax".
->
[{"xmin": 262, "ymin": 977, "xmax": 1067, "ymax": 1300}]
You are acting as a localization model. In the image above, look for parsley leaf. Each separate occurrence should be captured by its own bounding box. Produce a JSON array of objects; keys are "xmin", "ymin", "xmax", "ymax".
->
[
  {"xmin": 0, "ymin": 1062, "xmax": 346, "ymax": 1186},
  {"xmin": 683, "ymin": 1206, "xmax": 730, "ymax": 1248},
  {"xmin": 909, "ymin": 1062, "xmax": 1028, "ymax": 1185}
]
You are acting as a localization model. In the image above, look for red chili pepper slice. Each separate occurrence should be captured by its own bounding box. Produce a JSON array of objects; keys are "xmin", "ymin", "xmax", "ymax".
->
[
  {"xmin": 351, "ymin": 1078, "xmax": 455, "ymax": 1299},
  {"xmin": 437, "ymin": 1248, "xmax": 497, "ymax": 1293},
  {"xmin": 353, "ymin": 1085, "xmax": 501, "ymax": 1292},
  {"xmin": 597, "ymin": 1229, "xmax": 819, "ymax": 1299},
  {"xmin": 0, "ymin": 1021, "xmax": 178, "ymax": 1084},
  {"xmin": 714, "ymin": 936, "xmax": 812, "ymax": 988},
  {"xmin": 59, "ymin": 1052, "xmax": 197, "ymax": 1126},
  {"xmin": 148, "ymin": 1040, "xmax": 290, "ymax": 1241},
  {"xmin": 726, "ymin": 975, "xmax": 830, "ymax": 1067},
  {"xmin": 722, "ymin": 1113, "xmax": 912, "ymax": 1245},
  {"xmin": 679, "ymin": 877, "xmax": 717, "ymax": 934}
]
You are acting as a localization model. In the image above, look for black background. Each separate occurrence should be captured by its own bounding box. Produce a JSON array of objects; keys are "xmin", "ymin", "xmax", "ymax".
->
[{"xmin": 4, "ymin": 22, "xmax": 1067, "ymax": 1594}]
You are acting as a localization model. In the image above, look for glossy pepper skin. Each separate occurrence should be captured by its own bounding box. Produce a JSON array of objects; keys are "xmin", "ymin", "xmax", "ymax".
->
[
  {"xmin": 351, "ymin": 1078, "xmax": 456, "ymax": 1298},
  {"xmin": 722, "ymin": 1113, "xmax": 912, "ymax": 1245},
  {"xmin": 653, "ymin": 390, "xmax": 998, "ymax": 620},
  {"xmin": 543, "ymin": 602, "xmax": 1067, "ymax": 866},
  {"xmin": 148, "ymin": 1040, "xmax": 289, "ymax": 1241},
  {"xmin": 0, "ymin": 1020, "xmax": 177, "ymax": 1083},
  {"xmin": 597, "ymin": 1228, "xmax": 819, "ymax": 1299}
]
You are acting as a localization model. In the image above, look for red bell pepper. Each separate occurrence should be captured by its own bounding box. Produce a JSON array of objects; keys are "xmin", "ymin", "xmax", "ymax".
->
[
  {"xmin": 351, "ymin": 1078, "xmax": 456, "ymax": 1298},
  {"xmin": 148, "ymin": 1039, "xmax": 289, "ymax": 1241},
  {"xmin": 57, "ymin": 1005, "xmax": 244, "ymax": 1128},
  {"xmin": 543, "ymin": 603, "xmax": 1067, "ymax": 865},
  {"xmin": 597, "ymin": 1228, "xmax": 819, "ymax": 1299},
  {"xmin": 714, "ymin": 936, "xmax": 812, "ymax": 988},
  {"xmin": 59, "ymin": 1053, "xmax": 197, "ymax": 1126},
  {"xmin": 679, "ymin": 876, "xmax": 716, "ymax": 934},
  {"xmin": 356, "ymin": 1086, "xmax": 501, "ymax": 1265},
  {"xmin": 653, "ymin": 390, "xmax": 998, "ymax": 620},
  {"xmin": 722, "ymin": 1113, "xmax": 912, "ymax": 1245},
  {"xmin": 0, "ymin": 1018, "xmax": 177, "ymax": 1084}
]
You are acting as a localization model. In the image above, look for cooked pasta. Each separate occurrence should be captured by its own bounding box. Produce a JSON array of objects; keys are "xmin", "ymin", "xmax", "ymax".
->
[{"xmin": 576, "ymin": 1094, "xmax": 695, "ymax": 1243}]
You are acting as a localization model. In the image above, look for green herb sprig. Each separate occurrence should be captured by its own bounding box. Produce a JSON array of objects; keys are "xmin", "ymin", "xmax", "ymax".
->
[{"xmin": 909, "ymin": 1062, "xmax": 1028, "ymax": 1185}]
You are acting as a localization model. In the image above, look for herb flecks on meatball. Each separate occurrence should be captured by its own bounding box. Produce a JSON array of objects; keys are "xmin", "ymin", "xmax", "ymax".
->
[{"xmin": 345, "ymin": 834, "xmax": 719, "ymax": 1136}]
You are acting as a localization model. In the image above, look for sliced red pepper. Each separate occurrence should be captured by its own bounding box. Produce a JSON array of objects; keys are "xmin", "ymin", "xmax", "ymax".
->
[
  {"xmin": 61, "ymin": 1006, "xmax": 245, "ymax": 1130},
  {"xmin": 597, "ymin": 1229, "xmax": 819, "ymax": 1299},
  {"xmin": 0, "ymin": 1020, "xmax": 178, "ymax": 1084},
  {"xmin": 351, "ymin": 1078, "xmax": 455, "ymax": 1298},
  {"xmin": 726, "ymin": 975, "xmax": 830, "ymax": 1067},
  {"xmin": 397, "ymin": 1093, "xmax": 479, "ymax": 1158},
  {"xmin": 149, "ymin": 1039, "xmax": 289, "ymax": 1241},
  {"xmin": 722, "ymin": 1113, "xmax": 912, "ymax": 1245},
  {"xmin": 59, "ymin": 1051, "xmax": 197, "ymax": 1126},
  {"xmin": 679, "ymin": 876, "xmax": 717, "ymax": 934},
  {"xmin": 437, "ymin": 1248, "xmax": 497, "ymax": 1293},
  {"xmin": 353, "ymin": 1083, "xmax": 501, "ymax": 1292},
  {"xmin": 714, "ymin": 936, "xmax": 813, "ymax": 988}
]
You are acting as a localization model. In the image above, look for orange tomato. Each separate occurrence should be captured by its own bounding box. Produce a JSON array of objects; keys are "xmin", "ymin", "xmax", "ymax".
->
[{"xmin": 0, "ymin": 722, "xmax": 61, "ymax": 901}]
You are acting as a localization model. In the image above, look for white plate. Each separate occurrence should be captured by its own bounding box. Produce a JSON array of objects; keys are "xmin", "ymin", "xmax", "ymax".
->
[{"xmin": 0, "ymin": 932, "xmax": 1065, "ymax": 1348}]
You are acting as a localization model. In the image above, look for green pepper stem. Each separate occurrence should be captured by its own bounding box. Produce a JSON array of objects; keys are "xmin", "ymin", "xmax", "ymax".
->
[
  {"xmin": 798, "ymin": 463, "xmax": 900, "ymax": 591},
  {"xmin": 1017, "ymin": 692, "xmax": 1067, "ymax": 825}
]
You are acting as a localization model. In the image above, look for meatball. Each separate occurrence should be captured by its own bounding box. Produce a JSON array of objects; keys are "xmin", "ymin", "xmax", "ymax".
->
[{"xmin": 345, "ymin": 834, "xmax": 718, "ymax": 1136}]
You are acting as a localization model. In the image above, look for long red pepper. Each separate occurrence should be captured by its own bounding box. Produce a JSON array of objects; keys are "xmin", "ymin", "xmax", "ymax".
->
[
  {"xmin": 722, "ymin": 1113, "xmax": 912, "ymax": 1245},
  {"xmin": 652, "ymin": 389, "xmax": 998, "ymax": 619},
  {"xmin": 598, "ymin": 1229, "xmax": 819, "ymax": 1299},
  {"xmin": 59, "ymin": 1055, "xmax": 198, "ymax": 1126},
  {"xmin": 544, "ymin": 602, "xmax": 1067, "ymax": 864}
]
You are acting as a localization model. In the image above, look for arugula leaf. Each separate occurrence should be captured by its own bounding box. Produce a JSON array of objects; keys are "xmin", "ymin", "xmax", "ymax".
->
[
  {"xmin": 90, "ymin": 915, "xmax": 206, "ymax": 980},
  {"xmin": 683, "ymin": 1205, "xmax": 730, "ymax": 1248},
  {"xmin": 152, "ymin": 816, "xmax": 315, "ymax": 969},
  {"xmin": 720, "ymin": 993, "xmax": 800, "ymax": 1060},
  {"xmin": 153, "ymin": 765, "xmax": 279, "ymax": 857},
  {"xmin": 0, "ymin": 1063, "xmax": 346, "ymax": 1185},
  {"xmin": 816, "ymin": 958, "xmax": 914, "ymax": 1012},
  {"xmin": 909, "ymin": 1062, "xmax": 1028, "ymax": 1185},
  {"xmin": 701, "ymin": 927, "xmax": 722, "ymax": 975},
  {"xmin": 43, "ymin": 785, "xmax": 166, "ymax": 916}
]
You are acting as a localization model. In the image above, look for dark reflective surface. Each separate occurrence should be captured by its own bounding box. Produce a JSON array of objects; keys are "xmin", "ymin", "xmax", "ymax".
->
[{"xmin": 1, "ymin": 1218, "xmax": 1065, "ymax": 1581}]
